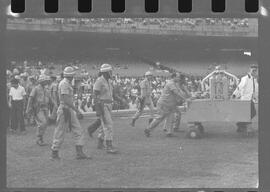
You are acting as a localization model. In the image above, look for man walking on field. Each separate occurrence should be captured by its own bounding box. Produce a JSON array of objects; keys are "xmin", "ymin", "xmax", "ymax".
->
[{"xmin": 131, "ymin": 71, "xmax": 155, "ymax": 127}]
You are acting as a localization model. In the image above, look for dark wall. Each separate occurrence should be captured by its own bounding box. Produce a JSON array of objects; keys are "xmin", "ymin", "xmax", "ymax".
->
[{"xmin": 6, "ymin": 31, "xmax": 258, "ymax": 63}]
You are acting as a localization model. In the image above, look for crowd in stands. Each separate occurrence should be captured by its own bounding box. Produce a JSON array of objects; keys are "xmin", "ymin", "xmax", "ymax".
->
[
  {"xmin": 53, "ymin": 18, "xmax": 251, "ymax": 29},
  {"xmin": 9, "ymin": 17, "xmax": 254, "ymax": 31},
  {"xmin": 7, "ymin": 60, "xmax": 239, "ymax": 116}
]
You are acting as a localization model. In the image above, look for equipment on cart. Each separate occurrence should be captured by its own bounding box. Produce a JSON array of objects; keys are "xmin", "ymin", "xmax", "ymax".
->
[{"xmin": 182, "ymin": 66, "xmax": 256, "ymax": 139}]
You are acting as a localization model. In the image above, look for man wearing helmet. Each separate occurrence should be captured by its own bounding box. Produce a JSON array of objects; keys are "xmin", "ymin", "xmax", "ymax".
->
[
  {"xmin": 144, "ymin": 72, "xmax": 191, "ymax": 137},
  {"xmin": 162, "ymin": 73, "xmax": 191, "ymax": 136},
  {"xmin": 130, "ymin": 71, "xmax": 155, "ymax": 127},
  {"xmin": 26, "ymin": 74, "xmax": 52, "ymax": 146},
  {"xmin": 20, "ymin": 73, "xmax": 29, "ymax": 122},
  {"xmin": 87, "ymin": 71, "xmax": 102, "ymax": 138},
  {"xmin": 25, "ymin": 76, "xmax": 37, "ymax": 126},
  {"xmin": 48, "ymin": 73, "xmax": 59, "ymax": 123},
  {"xmin": 50, "ymin": 66, "xmax": 90, "ymax": 160},
  {"xmin": 93, "ymin": 64, "xmax": 118, "ymax": 154}
]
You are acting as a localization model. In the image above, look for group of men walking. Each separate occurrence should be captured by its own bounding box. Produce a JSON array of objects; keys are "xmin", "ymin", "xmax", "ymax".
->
[
  {"xmin": 130, "ymin": 71, "xmax": 191, "ymax": 137},
  {"xmin": 9, "ymin": 64, "xmax": 120, "ymax": 160},
  {"xmin": 8, "ymin": 63, "xmax": 258, "ymax": 161}
]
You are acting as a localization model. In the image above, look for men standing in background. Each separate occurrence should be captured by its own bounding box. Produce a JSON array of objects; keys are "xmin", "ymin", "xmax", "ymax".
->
[
  {"xmin": 49, "ymin": 74, "xmax": 59, "ymax": 122},
  {"xmin": 93, "ymin": 64, "xmax": 118, "ymax": 154},
  {"xmin": 8, "ymin": 78, "xmax": 26, "ymax": 133},
  {"xmin": 50, "ymin": 66, "xmax": 90, "ymax": 160},
  {"xmin": 232, "ymin": 64, "xmax": 258, "ymax": 134},
  {"xmin": 131, "ymin": 71, "xmax": 155, "ymax": 127},
  {"xmin": 26, "ymin": 75, "xmax": 52, "ymax": 146},
  {"xmin": 25, "ymin": 76, "xmax": 37, "ymax": 126}
]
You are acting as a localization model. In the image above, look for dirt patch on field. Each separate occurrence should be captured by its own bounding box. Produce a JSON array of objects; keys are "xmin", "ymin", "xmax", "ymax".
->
[{"xmin": 7, "ymin": 119, "xmax": 258, "ymax": 188}]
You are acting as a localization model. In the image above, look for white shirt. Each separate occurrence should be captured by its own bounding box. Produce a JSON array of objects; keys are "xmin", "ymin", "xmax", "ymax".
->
[
  {"xmin": 9, "ymin": 85, "xmax": 26, "ymax": 101},
  {"xmin": 129, "ymin": 102, "xmax": 137, "ymax": 109},
  {"xmin": 233, "ymin": 74, "xmax": 258, "ymax": 101}
]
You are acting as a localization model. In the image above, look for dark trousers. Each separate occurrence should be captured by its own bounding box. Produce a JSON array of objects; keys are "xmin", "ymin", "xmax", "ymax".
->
[
  {"xmin": 10, "ymin": 100, "xmax": 25, "ymax": 131},
  {"xmin": 236, "ymin": 101, "xmax": 257, "ymax": 129}
]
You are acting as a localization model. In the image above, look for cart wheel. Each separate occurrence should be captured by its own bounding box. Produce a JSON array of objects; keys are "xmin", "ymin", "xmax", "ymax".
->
[
  {"xmin": 242, "ymin": 130, "xmax": 256, "ymax": 138},
  {"xmin": 195, "ymin": 123, "xmax": 204, "ymax": 134},
  {"xmin": 187, "ymin": 127, "xmax": 201, "ymax": 139},
  {"xmin": 246, "ymin": 131, "xmax": 256, "ymax": 137},
  {"xmin": 241, "ymin": 124, "xmax": 256, "ymax": 138}
]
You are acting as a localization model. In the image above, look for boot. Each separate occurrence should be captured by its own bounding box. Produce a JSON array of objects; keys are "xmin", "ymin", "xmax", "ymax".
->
[
  {"xmin": 236, "ymin": 122, "xmax": 247, "ymax": 133},
  {"xmin": 88, "ymin": 119, "xmax": 101, "ymax": 137},
  {"xmin": 166, "ymin": 133, "xmax": 173, "ymax": 137},
  {"xmin": 148, "ymin": 118, "xmax": 153, "ymax": 125},
  {"xmin": 97, "ymin": 138, "xmax": 105, "ymax": 149},
  {"xmin": 130, "ymin": 118, "xmax": 136, "ymax": 127},
  {"xmin": 144, "ymin": 129, "xmax": 150, "ymax": 137},
  {"xmin": 105, "ymin": 140, "xmax": 118, "ymax": 154},
  {"xmin": 50, "ymin": 150, "xmax": 60, "ymax": 160},
  {"xmin": 36, "ymin": 136, "xmax": 48, "ymax": 146},
  {"xmin": 75, "ymin": 145, "xmax": 91, "ymax": 160}
]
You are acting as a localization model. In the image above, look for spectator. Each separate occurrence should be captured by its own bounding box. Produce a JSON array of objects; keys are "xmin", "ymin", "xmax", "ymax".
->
[{"xmin": 8, "ymin": 78, "xmax": 27, "ymax": 133}]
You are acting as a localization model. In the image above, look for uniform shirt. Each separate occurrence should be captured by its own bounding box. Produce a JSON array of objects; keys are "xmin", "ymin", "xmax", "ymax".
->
[
  {"xmin": 20, "ymin": 79, "xmax": 28, "ymax": 90},
  {"xmin": 234, "ymin": 73, "xmax": 258, "ymax": 101},
  {"xmin": 93, "ymin": 76, "xmax": 113, "ymax": 103},
  {"xmin": 26, "ymin": 81, "xmax": 35, "ymax": 96},
  {"xmin": 30, "ymin": 84, "xmax": 50, "ymax": 107},
  {"xmin": 9, "ymin": 85, "xmax": 26, "ymax": 101},
  {"xmin": 50, "ymin": 81, "xmax": 59, "ymax": 102},
  {"xmin": 140, "ymin": 78, "xmax": 152, "ymax": 103},
  {"xmin": 58, "ymin": 78, "xmax": 74, "ymax": 106},
  {"xmin": 157, "ymin": 80, "xmax": 186, "ymax": 108}
]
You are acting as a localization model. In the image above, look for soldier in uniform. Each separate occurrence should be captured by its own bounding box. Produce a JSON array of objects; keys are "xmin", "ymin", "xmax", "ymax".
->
[
  {"xmin": 87, "ymin": 72, "xmax": 102, "ymax": 138},
  {"xmin": 162, "ymin": 74, "xmax": 191, "ymax": 136},
  {"xmin": 26, "ymin": 75, "xmax": 52, "ymax": 146},
  {"xmin": 49, "ymin": 74, "xmax": 59, "ymax": 122},
  {"xmin": 144, "ymin": 72, "xmax": 191, "ymax": 137},
  {"xmin": 93, "ymin": 64, "xmax": 118, "ymax": 154},
  {"xmin": 25, "ymin": 76, "xmax": 37, "ymax": 126},
  {"xmin": 50, "ymin": 66, "xmax": 90, "ymax": 160},
  {"xmin": 130, "ymin": 71, "xmax": 155, "ymax": 127}
]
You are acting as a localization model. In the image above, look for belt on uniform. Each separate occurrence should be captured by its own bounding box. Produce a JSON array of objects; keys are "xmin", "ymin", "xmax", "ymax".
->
[
  {"xmin": 12, "ymin": 99, "xmax": 23, "ymax": 102},
  {"xmin": 100, "ymin": 99, "xmax": 113, "ymax": 104}
]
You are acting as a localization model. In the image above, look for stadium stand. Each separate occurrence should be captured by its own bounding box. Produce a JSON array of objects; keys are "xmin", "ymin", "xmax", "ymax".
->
[{"xmin": 7, "ymin": 18, "xmax": 258, "ymax": 37}]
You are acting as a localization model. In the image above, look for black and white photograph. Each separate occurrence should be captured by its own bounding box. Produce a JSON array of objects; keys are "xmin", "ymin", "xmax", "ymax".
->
[{"xmin": 5, "ymin": 15, "xmax": 258, "ymax": 188}]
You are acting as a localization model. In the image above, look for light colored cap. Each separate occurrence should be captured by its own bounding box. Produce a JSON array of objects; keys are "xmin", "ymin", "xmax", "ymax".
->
[
  {"xmin": 100, "ymin": 64, "xmax": 112, "ymax": 72},
  {"xmin": 63, "ymin": 66, "xmax": 76, "ymax": 77},
  {"xmin": 145, "ymin": 71, "xmax": 153, "ymax": 76},
  {"xmin": 13, "ymin": 68, "xmax": 19, "ymax": 75},
  {"xmin": 14, "ymin": 75, "xmax": 21, "ymax": 80},
  {"xmin": 38, "ymin": 75, "xmax": 50, "ymax": 82}
]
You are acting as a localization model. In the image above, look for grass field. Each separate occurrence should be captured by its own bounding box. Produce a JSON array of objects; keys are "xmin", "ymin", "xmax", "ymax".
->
[{"xmin": 7, "ymin": 117, "xmax": 258, "ymax": 188}]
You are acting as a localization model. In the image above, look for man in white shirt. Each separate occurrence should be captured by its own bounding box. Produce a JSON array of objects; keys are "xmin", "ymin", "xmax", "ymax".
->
[
  {"xmin": 8, "ymin": 78, "xmax": 27, "ymax": 133},
  {"xmin": 232, "ymin": 64, "xmax": 258, "ymax": 134}
]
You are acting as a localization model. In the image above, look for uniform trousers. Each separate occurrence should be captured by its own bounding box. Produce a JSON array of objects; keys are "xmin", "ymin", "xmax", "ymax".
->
[
  {"xmin": 98, "ymin": 103, "xmax": 114, "ymax": 141},
  {"xmin": 148, "ymin": 103, "xmax": 177, "ymax": 132},
  {"xmin": 35, "ymin": 108, "xmax": 49, "ymax": 137},
  {"xmin": 163, "ymin": 109, "xmax": 181, "ymax": 133},
  {"xmin": 133, "ymin": 99, "xmax": 154, "ymax": 120},
  {"xmin": 51, "ymin": 105, "xmax": 85, "ymax": 151}
]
